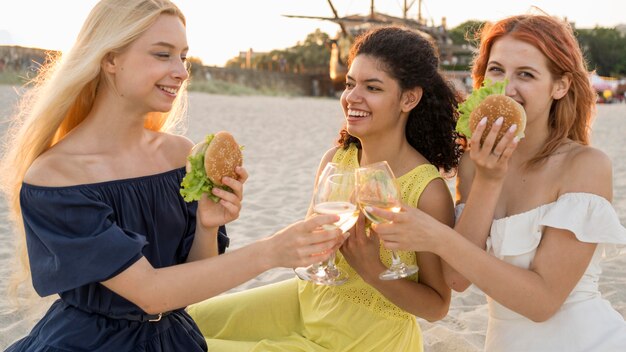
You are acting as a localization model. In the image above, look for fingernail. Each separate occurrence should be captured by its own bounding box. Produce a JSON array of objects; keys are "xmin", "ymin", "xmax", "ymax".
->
[
  {"xmin": 479, "ymin": 117, "xmax": 487, "ymax": 125},
  {"xmin": 364, "ymin": 206, "xmax": 373, "ymax": 212},
  {"xmin": 495, "ymin": 117, "xmax": 504, "ymax": 126},
  {"xmin": 508, "ymin": 124, "xmax": 517, "ymax": 132}
]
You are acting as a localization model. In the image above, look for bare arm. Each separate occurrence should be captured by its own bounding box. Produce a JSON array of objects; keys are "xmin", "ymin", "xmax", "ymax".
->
[
  {"xmin": 102, "ymin": 214, "xmax": 341, "ymax": 314},
  {"xmin": 443, "ymin": 120, "xmax": 518, "ymax": 291},
  {"xmin": 343, "ymin": 178, "xmax": 453, "ymax": 321},
  {"xmin": 374, "ymin": 147, "xmax": 612, "ymax": 321},
  {"xmin": 425, "ymin": 219, "xmax": 596, "ymax": 321},
  {"xmin": 186, "ymin": 167, "xmax": 248, "ymax": 262}
]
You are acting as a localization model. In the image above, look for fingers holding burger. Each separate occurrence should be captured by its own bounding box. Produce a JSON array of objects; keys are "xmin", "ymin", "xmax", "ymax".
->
[
  {"xmin": 456, "ymin": 80, "xmax": 526, "ymax": 148},
  {"xmin": 180, "ymin": 131, "xmax": 243, "ymax": 202}
]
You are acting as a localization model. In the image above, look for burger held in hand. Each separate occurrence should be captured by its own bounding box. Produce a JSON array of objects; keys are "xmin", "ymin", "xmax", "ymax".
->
[
  {"xmin": 456, "ymin": 80, "xmax": 526, "ymax": 147},
  {"xmin": 180, "ymin": 131, "xmax": 243, "ymax": 202}
]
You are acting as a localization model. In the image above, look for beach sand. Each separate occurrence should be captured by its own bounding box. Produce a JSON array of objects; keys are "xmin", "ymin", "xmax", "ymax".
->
[{"xmin": 1, "ymin": 84, "xmax": 624, "ymax": 350}]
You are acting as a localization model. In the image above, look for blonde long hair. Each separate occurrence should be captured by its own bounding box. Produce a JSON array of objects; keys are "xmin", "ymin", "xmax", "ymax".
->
[{"xmin": 0, "ymin": 0, "xmax": 187, "ymax": 297}]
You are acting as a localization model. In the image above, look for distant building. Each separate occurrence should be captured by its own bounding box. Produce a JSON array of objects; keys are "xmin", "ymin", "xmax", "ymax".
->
[
  {"xmin": 238, "ymin": 49, "xmax": 268, "ymax": 69},
  {"xmin": 0, "ymin": 45, "xmax": 54, "ymax": 73}
]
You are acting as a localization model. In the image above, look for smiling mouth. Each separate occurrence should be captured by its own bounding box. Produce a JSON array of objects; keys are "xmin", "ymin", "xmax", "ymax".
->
[
  {"xmin": 347, "ymin": 109, "xmax": 371, "ymax": 118},
  {"xmin": 158, "ymin": 85, "xmax": 178, "ymax": 95}
]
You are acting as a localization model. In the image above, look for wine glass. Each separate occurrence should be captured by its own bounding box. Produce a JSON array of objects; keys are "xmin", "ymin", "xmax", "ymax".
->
[
  {"xmin": 295, "ymin": 163, "xmax": 358, "ymax": 285},
  {"xmin": 355, "ymin": 161, "xmax": 419, "ymax": 280}
]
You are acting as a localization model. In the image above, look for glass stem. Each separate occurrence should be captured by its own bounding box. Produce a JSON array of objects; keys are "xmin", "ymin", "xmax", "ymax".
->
[
  {"xmin": 326, "ymin": 251, "xmax": 337, "ymax": 270},
  {"xmin": 390, "ymin": 250, "xmax": 402, "ymax": 266}
]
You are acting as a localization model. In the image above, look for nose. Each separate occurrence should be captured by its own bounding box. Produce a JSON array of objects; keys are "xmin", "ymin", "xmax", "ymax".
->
[
  {"xmin": 172, "ymin": 58, "xmax": 189, "ymax": 81},
  {"xmin": 344, "ymin": 85, "xmax": 362, "ymax": 104},
  {"xmin": 504, "ymin": 78, "xmax": 517, "ymax": 98}
]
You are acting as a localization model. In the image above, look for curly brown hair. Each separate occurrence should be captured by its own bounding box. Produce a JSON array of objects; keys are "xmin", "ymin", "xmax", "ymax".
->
[{"xmin": 336, "ymin": 26, "xmax": 462, "ymax": 173}]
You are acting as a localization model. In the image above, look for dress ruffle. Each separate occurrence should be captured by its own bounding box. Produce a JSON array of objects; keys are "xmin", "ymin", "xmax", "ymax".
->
[{"xmin": 489, "ymin": 193, "xmax": 626, "ymax": 258}]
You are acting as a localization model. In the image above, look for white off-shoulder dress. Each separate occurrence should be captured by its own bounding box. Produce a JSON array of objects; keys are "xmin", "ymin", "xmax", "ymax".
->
[{"xmin": 464, "ymin": 192, "xmax": 626, "ymax": 351}]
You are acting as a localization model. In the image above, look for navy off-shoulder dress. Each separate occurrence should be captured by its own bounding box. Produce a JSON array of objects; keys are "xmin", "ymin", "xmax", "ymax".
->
[{"xmin": 6, "ymin": 167, "xmax": 229, "ymax": 352}]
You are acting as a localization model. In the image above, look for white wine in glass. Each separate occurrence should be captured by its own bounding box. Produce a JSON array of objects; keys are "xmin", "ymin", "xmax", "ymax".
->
[
  {"xmin": 295, "ymin": 163, "xmax": 357, "ymax": 285},
  {"xmin": 356, "ymin": 161, "xmax": 419, "ymax": 280}
]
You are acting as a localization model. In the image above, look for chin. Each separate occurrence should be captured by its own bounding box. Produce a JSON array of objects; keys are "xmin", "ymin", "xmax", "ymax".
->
[
  {"xmin": 152, "ymin": 103, "xmax": 174, "ymax": 113},
  {"xmin": 346, "ymin": 125, "xmax": 366, "ymax": 139}
]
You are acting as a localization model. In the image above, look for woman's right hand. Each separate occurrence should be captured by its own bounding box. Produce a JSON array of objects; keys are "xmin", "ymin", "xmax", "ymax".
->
[
  {"xmin": 263, "ymin": 214, "xmax": 341, "ymax": 268},
  {"xmin": 197, "ymin": 166, "xmax": 248, "ymax": 229},
  {"xmin": 469, "ymin": 116, "xmax": 519, "ymax": 181}
]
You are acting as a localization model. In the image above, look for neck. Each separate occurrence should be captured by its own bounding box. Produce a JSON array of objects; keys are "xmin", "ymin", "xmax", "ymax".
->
[
  {"xmin": 76, "ymin": 86, "xmax": 153, "ymax": 150},
  {"xmin": 511, "ymin": 115, "xmax": 551, "ymax": 164},
  {"xmin": 359, "ymin": 133, "xmax": 418, "ymax": 176}
]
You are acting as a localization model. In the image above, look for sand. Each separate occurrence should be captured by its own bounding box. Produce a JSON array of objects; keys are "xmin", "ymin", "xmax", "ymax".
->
[{"xmin": 0, "ymin": 84, "xmax": 624, "ymax": 350}]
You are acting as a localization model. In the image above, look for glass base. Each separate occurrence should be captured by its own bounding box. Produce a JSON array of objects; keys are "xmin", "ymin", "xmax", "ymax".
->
[
  {"xmin": 379, "ymin": 263, "xmax": 419, "ymax": 280},
  {"xmin": 294, "ymin": 265, "xmax": 348, "ymax": 286}
]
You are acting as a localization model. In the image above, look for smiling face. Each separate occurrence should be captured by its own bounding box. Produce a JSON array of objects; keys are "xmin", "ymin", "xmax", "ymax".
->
[
  {"xmin": 485, "ymin": 35, "xmax": 567, "ymax": 128},
  {"xmin": 340, "ymin": 54, "xmax": 407, "ymax": 141},
  {"xmin": 104, "ymin": 14, "xmax": 189, "ymax": 114}
]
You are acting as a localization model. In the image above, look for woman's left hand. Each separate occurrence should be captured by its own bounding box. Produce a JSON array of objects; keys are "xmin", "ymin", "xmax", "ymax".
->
[
  {"xmin": 197, "ymin": 166, "xmax": 248, "ymax": 228},
  {"xmin": 340, "ymin": 213, "xmax": 386, "ymax": 281}
]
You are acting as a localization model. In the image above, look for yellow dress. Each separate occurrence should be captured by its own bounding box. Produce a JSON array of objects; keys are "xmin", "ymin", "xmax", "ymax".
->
[{"xmin": 187, "ymin": 144, "xmax": 442, "ymax": 351}]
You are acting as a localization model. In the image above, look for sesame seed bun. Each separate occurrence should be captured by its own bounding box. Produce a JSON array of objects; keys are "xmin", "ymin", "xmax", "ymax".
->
[
  {"xmin": 469, "ymin": 95, "xmax": 526, "ymax": 146},
  {"xmin": 203, "ymin": 131, "xmax": 242, "ymax": 186}
]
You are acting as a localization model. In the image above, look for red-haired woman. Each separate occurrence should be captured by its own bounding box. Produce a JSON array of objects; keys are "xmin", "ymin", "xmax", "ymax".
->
[{"xmin": 369, "ymin": 14, "xmax": 626, "ymax": 351}]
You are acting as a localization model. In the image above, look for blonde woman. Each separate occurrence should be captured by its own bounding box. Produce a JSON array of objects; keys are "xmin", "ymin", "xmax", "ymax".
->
[{"xmin": 1, "ymin": 0, "xmax": 340, "ymax": 350}]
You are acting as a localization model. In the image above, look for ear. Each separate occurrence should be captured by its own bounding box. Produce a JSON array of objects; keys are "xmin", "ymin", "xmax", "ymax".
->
[
  {"xmin": 552, "ymin": 73, "xmax": 571, "ymax": 100},
  {"xmin": 401, "ymin": 86, "xmax": 423, "ymax": 113},
  {"xmin": 101, "ymin": 52, "xmax": 118, "ymax": 74}
]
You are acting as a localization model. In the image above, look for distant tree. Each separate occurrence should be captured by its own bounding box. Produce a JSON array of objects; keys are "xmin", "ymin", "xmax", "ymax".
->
[
  {"xmin": 448, "ymin": 20, "xmax": 485, "ymax": 46},
  {"xmin": 223, "ymin": 29, "xmax": 330, "ymax": 74},
  {"xmin": 576, "ymin": 27, "xmax": 626, "ymax": 76}
]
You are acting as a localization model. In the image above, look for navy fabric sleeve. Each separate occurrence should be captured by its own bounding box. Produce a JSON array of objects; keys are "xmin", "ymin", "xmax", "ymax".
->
[
  {"xmin": 218, "ymin": 226, "xmax": 229, "ymax": 254},
  {"xmin": 20, "ymin": 187, "xmax": 147, "ymax": 296}
]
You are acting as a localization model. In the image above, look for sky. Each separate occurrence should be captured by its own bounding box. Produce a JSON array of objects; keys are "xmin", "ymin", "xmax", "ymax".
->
[{"xmin": 1, "ymin": 0, "xmax": 624, "ymax": 67}]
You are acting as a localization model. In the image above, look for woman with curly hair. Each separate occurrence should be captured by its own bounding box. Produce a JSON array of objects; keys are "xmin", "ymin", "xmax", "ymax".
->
[{"xmin": 187, "ymin": 26, "xmax": 461, "ymax": 351}]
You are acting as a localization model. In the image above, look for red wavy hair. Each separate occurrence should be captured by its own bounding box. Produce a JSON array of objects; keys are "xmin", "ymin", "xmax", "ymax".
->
[{"xmin": 472, "ymin": 15, "xmax": 596, "ymax": 166}]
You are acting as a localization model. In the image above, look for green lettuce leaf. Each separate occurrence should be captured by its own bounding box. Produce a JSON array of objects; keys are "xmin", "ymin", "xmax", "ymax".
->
[
  {"xmin": 179, "ymin": 134, "xmax": 224, "ymax": 203},
  {"xmin": 455, "ymin": 79, "xmax": 508, "ymax": 138}
]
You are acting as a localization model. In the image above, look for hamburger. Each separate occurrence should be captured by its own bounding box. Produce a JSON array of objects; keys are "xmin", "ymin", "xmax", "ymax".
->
[
  {"xmin": 180, "ymin": 131, "xmax": 243, "ymax": 202},
  {"xmin": 456, "ymin": 79, "xmax": 526, "ymax": 146}
]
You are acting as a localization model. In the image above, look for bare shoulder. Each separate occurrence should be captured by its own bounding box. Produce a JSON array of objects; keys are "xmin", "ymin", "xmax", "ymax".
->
[
  {"xmin": 23, "ymin": 148, "xmax": 84, "ymax": 187},
  {"xmin": 157, "ymin": 132, "xmax": 194, "ymax": 165},
  {"xmin": 417, "ymin": 176, "xmax": 455, "ymax": 226},
  {"xmin": 560, "ymin": 143, "xmax": 612, "ymax": 199},
  {"xmin": 321, "ymin": 146, "xmax": 341, "ymax": 165}
]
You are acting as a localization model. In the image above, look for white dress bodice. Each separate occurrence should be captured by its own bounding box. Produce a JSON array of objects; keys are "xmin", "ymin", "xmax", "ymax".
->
[{"xmin": 465, "ymin": 193, "xmax": 626, "ymax": 351}]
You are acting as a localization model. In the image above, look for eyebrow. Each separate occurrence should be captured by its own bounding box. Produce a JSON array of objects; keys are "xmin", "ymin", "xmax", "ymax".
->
[
  {"xmin": 151, "ymin": 42, "xmax": 189, "ymax": 51},
  {"xmin": 488, "ymin": 60, "xmax": 541, "ymax": 74},
  {"xmin": 346, "ymin": 75, "xmax": 384, "ymax": 84}
]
